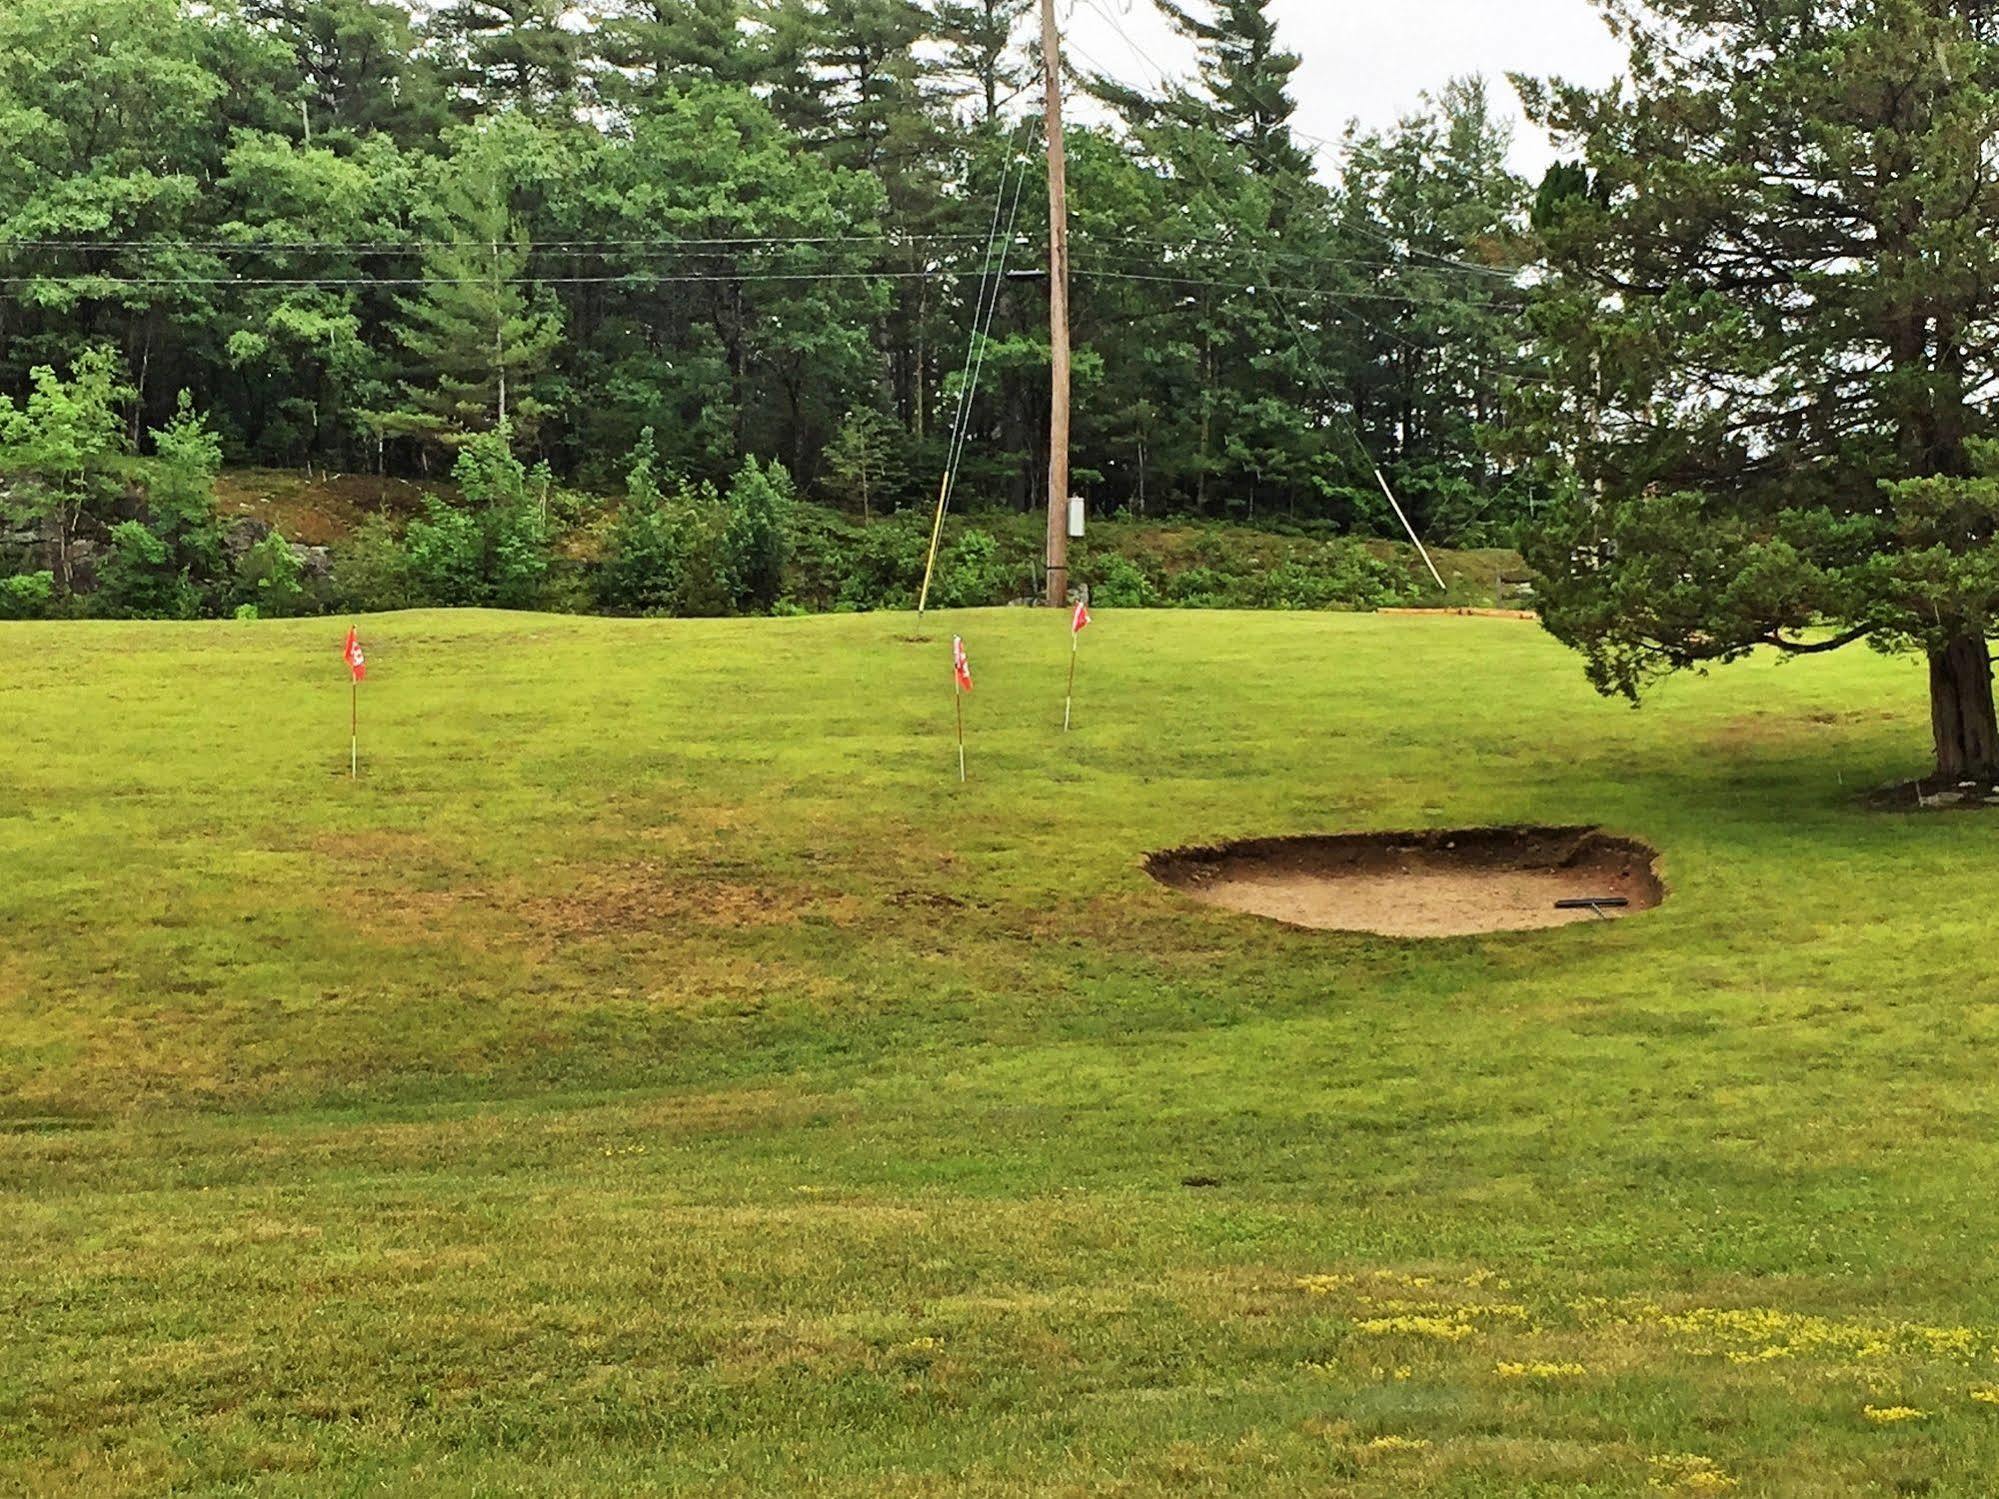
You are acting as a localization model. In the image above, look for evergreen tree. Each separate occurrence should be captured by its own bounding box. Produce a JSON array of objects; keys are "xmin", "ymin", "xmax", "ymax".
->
[
  {"xmin": 824, "ymin": 406, "xmax": 907, "ymax": 518},
  {"xmin": 1516, "ymin": 0, "xmax": 1999, "ymax": 784},
  {"xmin": 381, "ymin": 144, "xmax": 565, "ymax": 451},
  {"xmin": 932, "ymin": 0, "xmax": 1031, "ymax": 124},
  {"xmin": 431, "ymin": 0, "xmax": 582, "ymax": 116},
  {"xmin": 593, "ymin": 0, "xmax": 755, "ymax": 105},
  {"xmin": 245, "ymin": 0, "xmax": 450, "ymax": 144}
]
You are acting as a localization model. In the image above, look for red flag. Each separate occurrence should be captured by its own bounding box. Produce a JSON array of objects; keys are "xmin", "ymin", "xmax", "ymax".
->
[
  {"xmin": 952, "ymin": 635, "xmax": 973, "ymax": 693},
  {"xmin": 1072, "ymin": 599, "xmax": 1092, "ymax": 634},
  {"xmin": 343, "ymin": 626, "xmax": 366, "ymax": 683}
]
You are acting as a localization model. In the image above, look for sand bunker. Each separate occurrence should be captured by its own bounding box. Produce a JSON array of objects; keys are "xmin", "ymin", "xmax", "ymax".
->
[{"xmin": 1146, "ymin": 826, "xmax": 1664, "ymax": 938}]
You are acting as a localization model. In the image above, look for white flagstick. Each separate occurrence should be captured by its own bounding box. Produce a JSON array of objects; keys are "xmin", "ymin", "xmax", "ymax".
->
[
  {"xmin": 350, "ymin": 678, "xmax": 358, "ymax": 779},
  {"xmin": 1064, "ymin": 629, "xmax": 1078, "ymax": 732},
  {"xmin": 955, "ymin": 681, "xmax": 967, "ymax": 782}
]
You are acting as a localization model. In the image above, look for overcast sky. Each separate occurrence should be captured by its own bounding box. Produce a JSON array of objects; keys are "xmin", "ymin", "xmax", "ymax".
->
[{"xmin": 1063, "ymin": 0, "xmax": 1627, "ymax": 178}]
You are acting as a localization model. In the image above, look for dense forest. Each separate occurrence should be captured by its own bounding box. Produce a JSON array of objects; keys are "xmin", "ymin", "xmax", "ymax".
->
[{"xmin": 0, "ymin": 0, "xmax": 1544, "ymax": 617}]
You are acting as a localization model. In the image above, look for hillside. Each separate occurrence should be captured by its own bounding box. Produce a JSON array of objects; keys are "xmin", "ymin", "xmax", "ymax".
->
[{"xmin": 211, "ymin": 466, "xmax": 1527, "ymax": 615}]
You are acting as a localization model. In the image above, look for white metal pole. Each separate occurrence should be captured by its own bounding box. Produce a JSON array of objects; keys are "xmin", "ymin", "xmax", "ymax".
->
[{"xmin": 1374, "ymin": 466, "xmax": 1447, "ymax": 592}]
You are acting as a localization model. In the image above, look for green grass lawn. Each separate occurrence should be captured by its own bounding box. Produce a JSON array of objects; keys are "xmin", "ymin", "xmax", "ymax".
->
[{"xmin": 4, "ymin": 608, "xmax": 1998, "ymax": 1496}]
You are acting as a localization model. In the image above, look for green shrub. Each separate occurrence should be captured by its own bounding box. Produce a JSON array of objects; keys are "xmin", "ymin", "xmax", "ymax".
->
[
  {"xmin": 487, "ymin": 492, "xmax": 549, "ymax": 609},
  {"xmin": 394, "ymin": 429, "xmax": 554, "ymax": 610},
  {"xmin": 597, "ymin": 432, "xmax": 682, "ymax": 614},
  {"xmin": 234, "ymin": 529, "xmax": 309, "ymax": 618},
  {"xmin": 403, "ymin": 498, "xmax": 486, "ymax": 606},
  {"xmin": 1084, "ymin": 554, "xmax": 1158, "ymax": 608},
  {"xmin": 97, "ymin": 521, "xmax": 198, "ymax": 619},
  {"xmin": 723, "ymin": 456, "xmax": 793, "ymax": 612},
  {"xmin": 831, "ymin": 513, "xmax": 930, "ymax": 612},
  {"xmin": 0, "ymin": 570, "xmax": 54, "ymax": 619},
  {"xmin": 927, "ymin": 528, "xmax": 1021, "ymax": 608},
  {"xmin": 330, "ymin": 517, "xmax": 415, "ymax": 613}
]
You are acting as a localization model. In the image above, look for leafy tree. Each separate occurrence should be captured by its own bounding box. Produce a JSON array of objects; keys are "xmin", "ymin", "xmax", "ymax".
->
[
  {"xmin": 1515, "ymin": 0, "xmax": 1999, "ymax": 784},
  {"xmin": 0, "ymin": 348, "xmax": 135, "ymax": 594},
  {"xmin": 0, "ymin": 0, "xmax": 249, "ymax": 419},
  {"xmin": 215, "ymin": 130, "xmax": 415, "ymax": 468},
  {"xmin": 823, "ymin": 407, "xmax": 907, "ymax": 519},
  {"xmin": 571, "ymin": 84, "xmax": 885, "ymax": 476}
]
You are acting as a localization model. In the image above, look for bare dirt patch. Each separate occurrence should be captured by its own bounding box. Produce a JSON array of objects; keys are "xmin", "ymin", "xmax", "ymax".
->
[{"xmin": 1146, "ymin": 826, "xmax": 1664, "ymax": 938}]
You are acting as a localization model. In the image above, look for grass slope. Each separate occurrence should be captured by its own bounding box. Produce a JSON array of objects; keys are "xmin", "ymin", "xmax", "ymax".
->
[{"xmin": 3, "ymin": 609, "xmax": 1996, "ymax": 1496}]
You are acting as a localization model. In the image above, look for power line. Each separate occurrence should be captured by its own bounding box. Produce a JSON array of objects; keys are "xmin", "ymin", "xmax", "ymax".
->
[
  {"xmin": 0, "ymin": 232, "xmax": 1016, "ymax": 253},
  {"xmin": 0, "ymin": 268, "xmax": 988, "ymax": 289},
  {"xmin": 1073, "ymin": 263, "xmax": 1514, "ymax": 310}
]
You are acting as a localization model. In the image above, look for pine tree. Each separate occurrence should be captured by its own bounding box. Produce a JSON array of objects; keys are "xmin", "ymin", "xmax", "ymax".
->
[
  {"xmin": 245, "ymin": 0, "xmax": 449, "ymax": 143},
  {"xmin": 381, "ymin": 151, "xmax": 564, "ymax": 451},
  {"xmin": 823, "ymin": 406, "xmax": 906, "ymax": 519},
  {"xmin": 431, "ymin": 0, "xmax": 581, "ymax": 115},
  {"xmin": 932, "ymin": 0, "xmax": 1030, "ymax": 124},
  {"xmin": 1516, "ymin": 0, "xmax": 1999, "ymax": 785},
  {"xmin": 1148, "ymin": 0, "xmax": 1312, "ymax": 177},
  {"xmin": 593, "ymin": 0, "xmax": 755, "ymax": 106}
]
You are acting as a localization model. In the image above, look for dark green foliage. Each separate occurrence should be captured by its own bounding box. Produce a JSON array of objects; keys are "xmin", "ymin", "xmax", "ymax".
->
[
  {"xmin": 0, "ymin": 0, "xmax": 1534, "ymax": 536},
  {"xmin": 403, "ymin": 498, "xmax": 488, "ymax": 606},
  {"xmin": 722, "ymin": 457, "xmax": 795, "ymax": 612},
  {"xmin": 1514, "ymin": 0, "xmax": 1999, "ymax": 778},
  {"xmin": 0, "ymin": 349, "xmax": 135, "ymax": 597},
  {"xmin": 97, "ymin": 522, "xmax": 198, "ymax": 620},
  {"xmin": 329, "ymin": 516, "xmax": 414, "ymax": 613},
  {"xmin": 1084, "ymin": 554, "xmax": 1158, "ymax": 608},
  {"xmin": 597, "ymin": 432, "xmax": 683, "ymax": 615},
  {"xmin": 396, "ymin": 429, "xmax": 552, "ymax": 608}
]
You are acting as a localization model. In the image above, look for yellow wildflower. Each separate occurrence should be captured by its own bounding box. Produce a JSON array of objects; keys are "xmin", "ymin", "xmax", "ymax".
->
[
  {"xmin": 1296, "ymin": 1274, "xmax": 1353, "ymax": 1296},
  {"xmin": 1353, "ymin": 1315, "xmax": 1476, "ymax": 1341},
  {"xmin": 1648, "ymin": 1454, "xmax": 1738, "ymax": 1492},
  {"xmin": 1362, "ymin": 1434, "xmax": 1429, "ymax": 1454},
  {"xmin": 1862, "ymin": 1405, "xmax": 1927, "ymax": 1424},
  {"xmin": 1494, "ymin": 1360, "xmax": 1586, "ymax": 1379}
]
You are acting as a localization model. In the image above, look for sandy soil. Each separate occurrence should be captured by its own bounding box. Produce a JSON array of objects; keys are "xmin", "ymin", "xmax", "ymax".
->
[{"xmin": 1147, "ymin": 827, "xmax": 1663, "ymax": 938}]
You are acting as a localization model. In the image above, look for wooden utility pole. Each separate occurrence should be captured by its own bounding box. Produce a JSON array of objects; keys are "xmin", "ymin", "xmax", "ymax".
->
[{"xmin": 1041, "ymin": 0, "xmax": 1071, "ymax": 607}]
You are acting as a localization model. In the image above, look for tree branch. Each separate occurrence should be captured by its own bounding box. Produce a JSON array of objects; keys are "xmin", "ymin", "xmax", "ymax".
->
[{"xmin": 1762, "ymin": 624, "xmax": 1877, "ymax": 655}]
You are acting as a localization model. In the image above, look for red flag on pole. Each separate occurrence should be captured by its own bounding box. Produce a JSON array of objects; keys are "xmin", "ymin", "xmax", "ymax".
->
[
  {"xmin": 1072, "ymin": 599, "xmax": 1091, "ymax": 634},
  {"xmin": 951, "ymin": 636, "xmax": 972, "ymax": 782},
  {"xmin": 342, "ymin": 626, "xmax": 365, "ymax": 779}
]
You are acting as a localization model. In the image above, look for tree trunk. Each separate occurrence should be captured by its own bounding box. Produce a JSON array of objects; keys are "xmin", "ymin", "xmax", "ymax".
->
[{"xmin": 1929, "ymin": 635, "xmax": 1999, "ymax": 782}]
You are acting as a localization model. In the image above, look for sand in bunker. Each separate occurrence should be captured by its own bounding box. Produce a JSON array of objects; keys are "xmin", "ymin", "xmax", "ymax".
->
[{"xmin": 1146, "ymin": 827, "xmax": 1664, "ymax": 939}]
